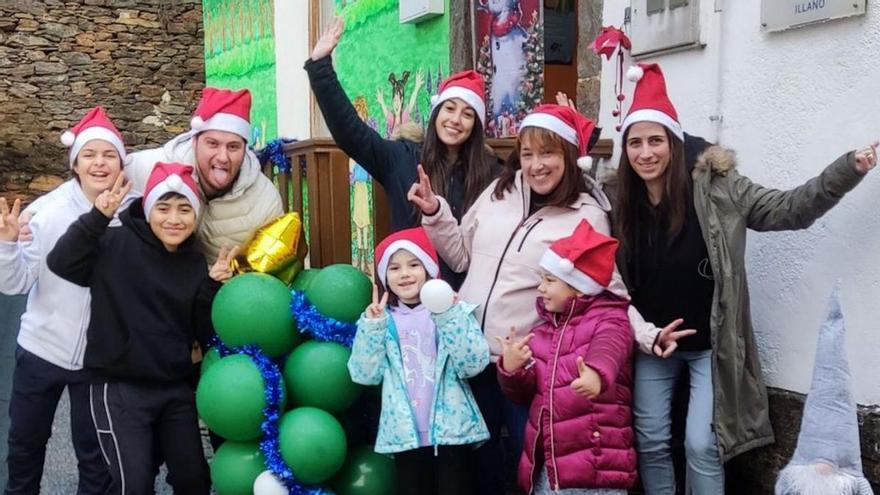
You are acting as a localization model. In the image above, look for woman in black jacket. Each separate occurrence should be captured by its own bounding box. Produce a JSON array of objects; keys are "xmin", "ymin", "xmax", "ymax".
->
[{"xmin": 305, "ymin": 17, "xmax": 500, "ymax": 289}]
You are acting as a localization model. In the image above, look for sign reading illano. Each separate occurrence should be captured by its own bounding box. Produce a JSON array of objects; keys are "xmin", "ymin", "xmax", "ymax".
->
[{"xmin": 761, "ymin": 0, "xmax": 866, "ymax": 32}]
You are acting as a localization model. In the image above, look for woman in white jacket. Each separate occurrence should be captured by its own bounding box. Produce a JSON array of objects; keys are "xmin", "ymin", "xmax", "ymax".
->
[{"xmin": 0, "ymin": 107, "xmax": 135, "ymax": 494}]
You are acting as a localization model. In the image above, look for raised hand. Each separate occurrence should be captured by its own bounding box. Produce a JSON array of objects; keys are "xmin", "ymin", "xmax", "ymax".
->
[
  {"xmin": 310, "ymin": 16, "xmax": 344, "ymax": 61},
  {"xmin": 18, "ymin": 211, "xmax": 33, "ymax": 243},
  {"xmin": 653, "ymin": 318, "xmax": 697, "ymax": 358},
  {"xmin": 495, "ymin": 327, "xmax": 535, "ymax": 373},
  {"xmin": 365, "ymin": 284, "xmax": 389, "ymax": 319},
  {"xmin": 555, "ymin": 91, "xmax": 576, "ymax": 110},
  {"xmin": 854, "ymin": 140, "xmax": 878, "ymax": 174},
  {"xmin": 94, "ymin": 174, "xmax": 132, "ymax": 219},
  {"xmin": 0, "ymin": 197, "xmax": 22, "ymax": 243},
  {"xmin": 407, "ymin": 164, "xmax": 440, "ymax": 215},
  {"xmin": 570, "ymin": 356, "xmax": 602, "ymax": 399},
  {"xmin": 209, "ymin": 245, "xmax": 240, "ymax": 282}
]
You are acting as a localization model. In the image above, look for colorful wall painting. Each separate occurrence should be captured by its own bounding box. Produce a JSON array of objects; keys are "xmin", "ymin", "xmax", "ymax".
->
[
  {"xmin": 203, "ymin": 0, "xmax": 278, "ymax": 148},
  {"xmin": 473, "ymin": 0, "xmax": 544, "ymax": 138},
  {"xmin": 331, "ymin": 0, "xmax": 451, "ymax": 277}
]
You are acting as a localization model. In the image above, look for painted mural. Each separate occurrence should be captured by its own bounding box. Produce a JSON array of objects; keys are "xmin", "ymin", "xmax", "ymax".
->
[
  {"xmin": 473, "ymin": 0, "xmax": 543, "ymax": 138},
  {"xmin": 203, "ymin": 0, "xmax": 278, "ymax": 148},
  {"xmin": 333, "ymin": 0, "xmax": 450, "ymax": 277}
]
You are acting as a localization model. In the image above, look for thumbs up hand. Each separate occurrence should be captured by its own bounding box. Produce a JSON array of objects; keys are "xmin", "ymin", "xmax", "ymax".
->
[{"xmin": 570, "ymin": 356, "xmax": 602, "ymax": 399}]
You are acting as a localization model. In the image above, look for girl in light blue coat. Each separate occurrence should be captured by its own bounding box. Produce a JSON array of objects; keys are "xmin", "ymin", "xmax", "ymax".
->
[{"xmin": 348, "ymin": 227, "xmax": 490, "ymax": 495}]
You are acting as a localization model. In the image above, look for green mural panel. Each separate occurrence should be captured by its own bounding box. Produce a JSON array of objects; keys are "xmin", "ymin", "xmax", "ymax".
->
[
  {"xmin": 332, "ymin": 0, "xmax": 450, "ymax": 277},
  {"xmin": 203, "ymin": 0, "xmax": 278, "ymax": 148}
]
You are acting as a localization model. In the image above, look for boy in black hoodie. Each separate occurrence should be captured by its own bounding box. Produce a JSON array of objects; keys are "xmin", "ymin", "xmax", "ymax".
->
[{"xmin": 48, "ymin": 162, "xmax": 237, "ymax": 495}]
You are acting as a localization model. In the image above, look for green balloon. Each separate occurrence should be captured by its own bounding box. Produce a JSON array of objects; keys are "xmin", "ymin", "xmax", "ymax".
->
[
  {"xmin": 304, "ymin": 264, "xmax": 372, "ymax": 323},
  {"xmin": 212, "ymin": 272, "xmax": 301, "ymax": 357},
  {"xmin": 279, "ymin": 407, "xmax": 347, "ymax": 484},
  {"xmin": 330, "ymin": 446, "xmax": 397, "ymax": 495},
  {"xmin": 210, "ymin": 441, "xmax": 266, "ymax": 495},
  {"xmin": 284, "ymin": 341, "xmax": 362, "ymax": 413},
  {"xmin": 196, "ymin": 354, "xmax": 285, "ymax": 441},
  {"xmin": 291, "ymin": 268, "xmax": 321, "ymax": 292},
  {"xmin": 200, "ymin": 346, "xmax": 221, "ymax": 376}
]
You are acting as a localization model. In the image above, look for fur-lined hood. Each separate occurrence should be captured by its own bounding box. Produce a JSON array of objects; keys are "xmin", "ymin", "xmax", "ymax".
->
[{"xmin": 694, "ymin": 145, "xmax": 737, "ymax": 175}]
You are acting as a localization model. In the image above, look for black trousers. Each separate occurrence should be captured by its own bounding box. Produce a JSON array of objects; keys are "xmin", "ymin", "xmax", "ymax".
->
[
  {"xmin": 394, "ymin": 445, "xmax": 476, "ymax": 495},
  {"xmin": 5, "ymin": 346, "xmax": 110, "ymax": 495},
  {"xmin": 89, "ymin": 381, "xmax": 209, "ymax": 495}
]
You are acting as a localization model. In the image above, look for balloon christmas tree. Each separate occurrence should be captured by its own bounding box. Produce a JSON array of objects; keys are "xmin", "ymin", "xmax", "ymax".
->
[{"xmin": 196, "ymin": 214, "xmax": 397, "ymax": 495}]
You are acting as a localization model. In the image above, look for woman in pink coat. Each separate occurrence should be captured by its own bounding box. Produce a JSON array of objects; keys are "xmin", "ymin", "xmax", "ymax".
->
[{"xmin": 496, "ymin": 220, "xmax": 636, "ymax": 494}]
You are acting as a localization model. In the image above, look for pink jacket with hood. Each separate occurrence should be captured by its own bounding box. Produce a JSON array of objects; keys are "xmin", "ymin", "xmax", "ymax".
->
[{"xmin": 498, "ymin": 294, "xmax": 636, "ymax": 493}]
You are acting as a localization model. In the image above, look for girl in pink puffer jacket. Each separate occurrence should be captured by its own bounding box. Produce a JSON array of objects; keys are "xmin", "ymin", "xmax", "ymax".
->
[{"xmin": 497, "ymin": 220, "xmax": 637, "ymax": 494}]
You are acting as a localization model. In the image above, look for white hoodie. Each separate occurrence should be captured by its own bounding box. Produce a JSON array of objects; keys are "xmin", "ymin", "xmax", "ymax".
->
[{"xmin": 0, "ymin": 180, "xmax": 134, "ymax": 370}]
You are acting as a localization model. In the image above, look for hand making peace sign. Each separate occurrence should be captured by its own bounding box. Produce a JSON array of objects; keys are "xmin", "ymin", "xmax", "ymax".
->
[
  {"xmin": 209, "ymin": 245, "xmax": 241, "ymax": 283},
  {"xmin": 496, "ymin": 327, "xmax": 535, "ymax": 373},
  {"xmin": 0, "ymin": 197, "xmax": 22, "ymax": 243},
  {"xmin": 407, "ymin": 165, "xmax": 440, "ymax": 216},
  {"xmin": 94, "ymin": 174, "xmax": 132, "ymax": 219},
  {"xmin": 366, "ymin": 284, "xmax": 389, "ymax": 319}
]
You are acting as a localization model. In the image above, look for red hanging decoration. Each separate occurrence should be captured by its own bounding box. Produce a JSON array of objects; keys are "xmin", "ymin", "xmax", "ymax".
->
[{"xmin": 589, "ymin": 26, "xmax": 632, "ymax": 130}]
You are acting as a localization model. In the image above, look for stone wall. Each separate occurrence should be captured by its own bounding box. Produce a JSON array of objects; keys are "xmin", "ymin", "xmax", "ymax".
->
[{"xmin": 0, "ymin": 0, "xmax": 204, "ymax": 205}]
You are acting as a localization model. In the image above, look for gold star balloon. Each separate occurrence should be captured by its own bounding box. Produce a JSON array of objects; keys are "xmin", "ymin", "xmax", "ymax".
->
[{"xmin": 232, "ymin": 212, "xmax": 308, "ymax": 284}]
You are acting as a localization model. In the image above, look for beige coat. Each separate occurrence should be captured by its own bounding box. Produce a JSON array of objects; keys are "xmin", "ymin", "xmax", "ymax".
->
[
  {"xmin": 125, "ymin": 131, "xmax": 283, "ymax": 263},
  {"xmin": 422, "ymin": 170, "xmax": 642, "ymax": 358}
]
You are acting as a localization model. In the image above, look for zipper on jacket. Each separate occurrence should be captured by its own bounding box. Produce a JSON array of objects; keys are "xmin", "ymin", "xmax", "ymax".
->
[
  {"xmin": 480, "ymin": 223, "xmax": 523, "ymax": 330},
  {"xmin": 528, "ymin": 407, "xmax": 544, "ymax": 495},
  {"xmin": 547, "ymin": 303, "xmax": 576, "ymax": 491},
  {"xmin": 516, "ymin": 218, "xmax": 544, "ymax": 252}
]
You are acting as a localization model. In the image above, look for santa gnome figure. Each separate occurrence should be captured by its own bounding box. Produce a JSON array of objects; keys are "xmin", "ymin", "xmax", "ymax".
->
[{"xmin": 775, "ymin": 290, "xmax": 875, "ymax": 495}]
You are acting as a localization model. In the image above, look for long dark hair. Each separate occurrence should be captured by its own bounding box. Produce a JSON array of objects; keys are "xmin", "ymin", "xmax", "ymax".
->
[
  {"xmin": 420, "ymin": 105, "xmax": 494, "ymax": 213},
  {"xmin": 493, "ymin": 127, "xmax": 587, "ymax": 207},
  {"xmin": 615, "ymin": 126, "xmax": 689, "ymax": 256}
]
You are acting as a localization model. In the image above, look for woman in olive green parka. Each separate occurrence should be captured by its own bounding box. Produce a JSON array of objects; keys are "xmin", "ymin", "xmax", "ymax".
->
[{"xmin": 608, "ymin": 62, "xmax": 878, "ymax": 494}]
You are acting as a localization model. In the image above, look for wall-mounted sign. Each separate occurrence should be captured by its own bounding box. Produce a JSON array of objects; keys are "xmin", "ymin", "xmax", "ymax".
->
[{"xmin": 761, "ymin": 0, "xmax": 867, "ymax": 32}]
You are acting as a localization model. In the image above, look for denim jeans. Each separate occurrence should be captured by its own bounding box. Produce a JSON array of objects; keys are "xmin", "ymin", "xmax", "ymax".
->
[{"xmin": 633, "ymin": 350, "xmax": 724, "ymax": 495}]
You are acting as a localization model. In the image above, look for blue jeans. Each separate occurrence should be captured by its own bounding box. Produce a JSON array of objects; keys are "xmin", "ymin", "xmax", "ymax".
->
[{"xmin": 633, "ymin": 350, "xmax": 724, "ymax": 495}]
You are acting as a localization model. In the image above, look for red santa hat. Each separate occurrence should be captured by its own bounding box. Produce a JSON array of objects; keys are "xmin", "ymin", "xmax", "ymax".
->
[
  {"xmin": 61, "ymin": 106, "xmax": 126, "ymax": 168},
  {"xmin": 190, "ymin": 87, "xmax": 252, "ymax": 142},
  {"xmin": 375, "ymin": 227, "xmax": 440, "ymax": 287},
  {"xmin": 142, "ymin": 162, "xmax": 201, "ymax": 218},
  {"xmin": 520, "ymin": 104, "xmax": 598, "ymax": 171},
  {"xmin": 430, "ymin": 70, "xmax": 486, "ymax": 126},
  {"xmin": 539, "ymin": 220, "xmax": 619, "ymax": 296},
  {"xmin": 621, "ymin": 63, "xmax": 684, "ymax": 141}
]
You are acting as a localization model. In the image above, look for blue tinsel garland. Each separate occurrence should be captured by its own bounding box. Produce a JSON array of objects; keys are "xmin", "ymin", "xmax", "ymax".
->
[
  {"xmin": 208, "ymin": 338, "xmax": 333, "ymax": 495},
  {"xmin": 289, "ymin": 290, "xmax": 357, "ymax": 348},
  {"xmin": 256, "ymin": 138, "xmax": 298, "ymax": 174}
]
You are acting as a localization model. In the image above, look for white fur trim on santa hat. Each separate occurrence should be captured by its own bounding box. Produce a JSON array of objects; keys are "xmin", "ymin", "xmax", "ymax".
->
[
  {"xmin": 68, "ymin": 126, "xmax": 126, "ymax": 169},
  {"xmin": 143, "ymin": 173, "xmax": 201, "ymax": 218},
  {"xmin": 432, "ymin": 86, "xmax": 486, "ymax": 126},
  {"xmin": 520, "ymin": 113, "xmax": 579, "ymax": 147},
  {"xmin": 194, "ymin": 112, "xmax": 251, "ymax": 142},
  {"xmin": 627, "ymin": 65, "xmax": 644, "ymax": 82},
  {"xmin": 577, "ymin": 155, "xmax": 593, "ymax": 171},
  {"xmin": 377, "ymin": 239, "xmax": 439, "ymax": 286},
  {"xmin": 621, "ymin": 108, "xmax": 684, "ymax": 141},
  {"xmin": 539, "ymin": 249, "xmax": 604, "ymax": 296}
]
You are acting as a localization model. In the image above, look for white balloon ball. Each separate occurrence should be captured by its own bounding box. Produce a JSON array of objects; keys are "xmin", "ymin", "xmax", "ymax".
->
[
  {"xmin": 253, "ymin": 470, "xmax": 288, "ymax": 495},
  {"xmin": 420, "ymin": 279, "xmax": 455, "ymax": 313}
]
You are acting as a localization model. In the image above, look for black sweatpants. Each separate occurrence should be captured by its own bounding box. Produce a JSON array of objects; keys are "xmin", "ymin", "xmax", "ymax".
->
[
  {"xmin": 394, "ymin": 444, "xmax": 476, "ymax": 495},
  {"xmin": 89, "ymin": 381, "xmax": 209, "ymax": 495},
  {"xmin": 5, "ymin": 346, "xmax": 109, "ymax": 495}
]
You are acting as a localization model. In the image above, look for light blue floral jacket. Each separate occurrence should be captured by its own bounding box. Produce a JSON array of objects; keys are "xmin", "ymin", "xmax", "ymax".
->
[{"xmin": 348, "ymin": 301, "xmax": 491, "ymax": 454}]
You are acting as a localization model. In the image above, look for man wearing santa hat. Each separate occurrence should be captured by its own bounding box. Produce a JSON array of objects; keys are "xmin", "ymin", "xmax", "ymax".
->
[{"xmin": 125, "ymin": 87, "xmax": 283, "ymax": 264}]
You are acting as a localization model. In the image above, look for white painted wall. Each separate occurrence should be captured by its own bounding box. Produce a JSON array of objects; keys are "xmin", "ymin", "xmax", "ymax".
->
[
  {"xmin": 599, "ymin": 0, "xmax": 880, "ymax": 405},
  {"xmin": 274, "ymin": 0, "xmax": 312, "ymax": 139}
]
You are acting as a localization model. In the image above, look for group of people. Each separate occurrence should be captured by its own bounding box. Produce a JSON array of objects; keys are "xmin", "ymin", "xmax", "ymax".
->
[
  {"xmin": 0, "ymin": 13, "xmax": 876, "ymax": 495},
  {"xmin": 313, "ymin": 18, "xmax": 878, "ymax": 495},
  {"xmin": 0, "ymin": 88, "xmax": 282, "ymax": 494}
]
